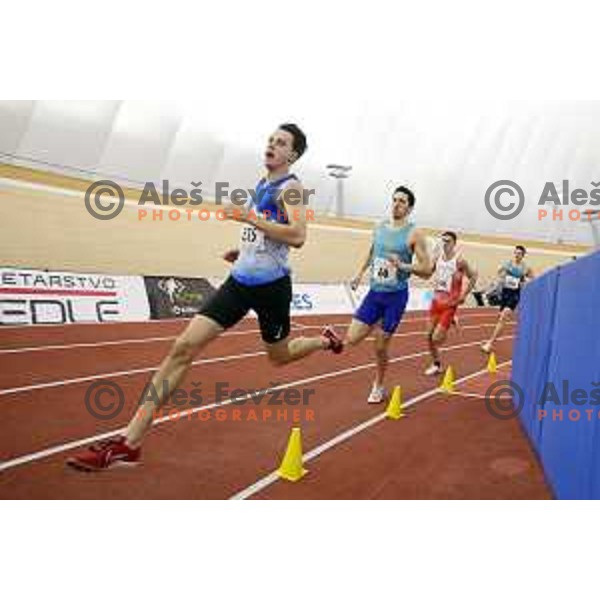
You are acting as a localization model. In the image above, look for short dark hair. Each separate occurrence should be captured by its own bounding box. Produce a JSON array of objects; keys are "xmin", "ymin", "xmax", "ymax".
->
[
  {"xmin": 279, "ymin": 123, "xmax": 307, "ymax": 159},
  {"xmin": 515, "ymin": 245, "xmax": 527, "ymax": 254},
  {"xmin": 393, "ymin": 185, "xmax": 416, "ymax": 208},
  {"xmin": 442, "ymin": 231, "xmax": 457, "ymax": 243}
]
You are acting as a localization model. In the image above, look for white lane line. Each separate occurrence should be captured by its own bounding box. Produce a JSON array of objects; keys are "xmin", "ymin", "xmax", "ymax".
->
[
  {"xmin": 0, "ymin": 336, "xmax": 512, "ymax": 473},
  {"xmin": 0, "ymin": 351, "xmax": 267, "ymax": 397},
  {"xmin": 446, "ymin": 391, "xmax": 494, "ymax": 400},
  {"xmin": 0, "ymin": 310, "xmax": 497, "ymax": 352},
  {"xmin": 0, "ymin": 321, "xmax": 333, "ymax": 354},
  {"xmin": 0, "ymin": 335, "xmax": 177, "ymax": 355},
  {"xmin": 0, "ymin": 327, "xmax": 270, "ymax": 355},
  {"xmin": 0, "ymin": 323, "xmax": 312, "ymax": 353},
  {"xmin": 0, "ymin": 322, "xmax": 508, "ymax": 396},
  {"xmin": 0, "ymin": 317, "xmax": 191, "ymax": 331},
  {"xmin": 363, "ymin": 322, "xmax": 498, "ymax": 341},
  {"xmin": 0, "ymin": 311, "xmax": 498, "ymax": 355},
  {"xmin": 230, "ymin": 359, "xmax": 513, "ymax": 500}
]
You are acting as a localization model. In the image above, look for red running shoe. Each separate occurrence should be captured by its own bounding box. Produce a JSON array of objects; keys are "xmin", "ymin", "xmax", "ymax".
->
[
  {"xmin": 321, "ymin": 325, "xmax": 344, "ymax": 354},
  {"xmin": 66, "ymin": 436, "xmax": 141, "ymax": 472}
]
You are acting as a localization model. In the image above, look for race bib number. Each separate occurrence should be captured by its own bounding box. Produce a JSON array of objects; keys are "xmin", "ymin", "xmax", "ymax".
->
[
  {"xmin": 435, "ymin": 264, "xmax": 454, "ymax": 292},
  {"xmin": 372, "ymin": 257, "xmax": 397, "ymax": 285},
  {"xmin": 240, "ymin": 225, "xmax": 265, "ymax": 251},
  {"xmin": 505, "ymin": 274, "xmax": 521, "ymax": 290}
]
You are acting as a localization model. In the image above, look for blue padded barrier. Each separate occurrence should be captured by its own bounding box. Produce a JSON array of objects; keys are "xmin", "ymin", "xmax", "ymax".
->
[
  {"xmin": 512, "ymin": 250, "xmax": 600, "ymax": 499},
  {"xmin": 511, "ymin": 268, "xmax": 560, "ymax": 452}
]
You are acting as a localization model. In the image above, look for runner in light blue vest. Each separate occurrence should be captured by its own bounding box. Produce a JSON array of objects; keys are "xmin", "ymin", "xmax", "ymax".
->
[{"xmin": 346, "ymin": 186, "xmax": 433, "ymax": 404}]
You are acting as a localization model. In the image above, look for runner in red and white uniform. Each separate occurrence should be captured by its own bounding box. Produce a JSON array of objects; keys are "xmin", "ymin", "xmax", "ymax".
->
[{"xmin": 424, "ymin": 231, "xmax": 478, "ymax": 376}]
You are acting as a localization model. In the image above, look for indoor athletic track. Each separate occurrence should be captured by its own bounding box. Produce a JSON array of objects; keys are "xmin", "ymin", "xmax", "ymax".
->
[{"xmin": 0, "ymin": 308, "xmax": 551, "ymax": 499}]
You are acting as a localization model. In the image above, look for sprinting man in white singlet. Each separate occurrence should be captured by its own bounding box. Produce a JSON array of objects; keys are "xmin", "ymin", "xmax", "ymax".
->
[{"xmin": 424, "ymin": 231, "xmax": 478, "ymax": 376}]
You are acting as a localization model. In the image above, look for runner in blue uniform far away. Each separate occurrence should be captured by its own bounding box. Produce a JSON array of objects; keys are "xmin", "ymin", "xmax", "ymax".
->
[{"xmin": 481, "ymin": 244, "xmax": 534, "ymax": 355}]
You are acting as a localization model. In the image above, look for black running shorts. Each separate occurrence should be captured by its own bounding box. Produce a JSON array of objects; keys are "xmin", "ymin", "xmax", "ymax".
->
[
  {"xmin": 199, "ymin": 275, "xmax": 292, "ymax": 344},
  {"xmin": 499, "ymin": 288, "xmax": 521, "ymax": 311}
]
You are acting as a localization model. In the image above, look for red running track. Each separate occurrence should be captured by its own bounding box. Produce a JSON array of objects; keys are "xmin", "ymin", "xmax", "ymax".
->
[{"xmin": 0, "ymin": 309, "xmax": 551, "ymax": 499}]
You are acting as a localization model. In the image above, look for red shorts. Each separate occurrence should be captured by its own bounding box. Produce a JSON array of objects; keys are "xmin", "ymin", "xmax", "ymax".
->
[{"xmin": 429, "ymin": 293, "xmax": 458, "ymax": 331}]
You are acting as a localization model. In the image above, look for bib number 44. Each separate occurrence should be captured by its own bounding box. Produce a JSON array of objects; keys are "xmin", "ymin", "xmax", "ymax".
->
[{"xmin": 373, "ymin": 257, "xmax": 397, "ymax": 285}]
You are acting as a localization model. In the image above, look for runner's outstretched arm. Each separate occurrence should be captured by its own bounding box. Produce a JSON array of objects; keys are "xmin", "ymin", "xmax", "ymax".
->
[
  {"xmin": 350, "ymin": 243, "xmax": 374, "ymax": 290},
  {"xmin": 463, "ymin": 259, "xmax": 479, "ymax": 298}
]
